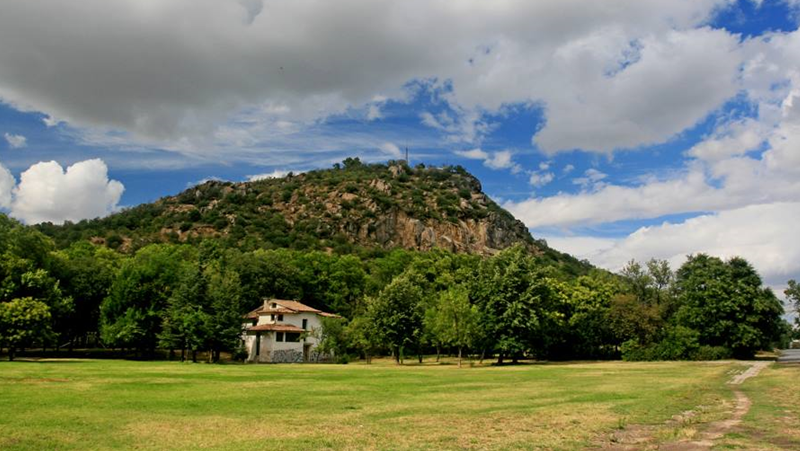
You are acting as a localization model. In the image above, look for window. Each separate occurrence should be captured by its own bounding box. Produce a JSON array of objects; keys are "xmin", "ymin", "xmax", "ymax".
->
[
  {"xmin": 270, "ymin": 314, "xmax": 275, "ymax": 321},
  {"xmin": 285, "ymin": 332, "xmax": 301, "ymax": 342},
  {"xmin": 255, "ymin": 333, "xmax": 261, "ymax": 355},
  {"xmin": 272, "ymin": 303, "xmax": 277, "ymax": 308},
  {"xmin": 302, "ymin": 319, "xmax": 308, "ymax": 330},
  {"xmin": 277, "ymin": 314, "xmax": 284, "ymax": 321},
  {"xmin": 276, "ymin": 332, "xmax": 284, "ymax": 342}
]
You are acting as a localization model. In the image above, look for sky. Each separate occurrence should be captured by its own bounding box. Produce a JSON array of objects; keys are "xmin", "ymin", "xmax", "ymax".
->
[{"xmin": 0, "ymin": 0, "xmax": 799, "ymax": 301}]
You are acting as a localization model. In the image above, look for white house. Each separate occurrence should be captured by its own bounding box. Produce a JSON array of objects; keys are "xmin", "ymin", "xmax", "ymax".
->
[{"xmin": 243, "ymin": 299, "xmax": 338, "ymax": 363}]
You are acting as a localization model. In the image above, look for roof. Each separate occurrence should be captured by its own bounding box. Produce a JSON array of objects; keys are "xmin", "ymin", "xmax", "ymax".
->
[
  {"xmin": 257, "ymin": 307, "xmax": 296, "ymax": 315},
  {"xmin": 267, "ymin": 299, "xmax": 321, "ymax": 313},
  {"xmin": 247, "ymin": 324, "xmax": 305, "ymax": 333},
  {"xmin": 243, "ymin": 299, "xmax": 336, "ymax": 320}
]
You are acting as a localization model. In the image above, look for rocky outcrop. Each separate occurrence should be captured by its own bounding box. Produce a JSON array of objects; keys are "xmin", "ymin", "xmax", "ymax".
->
[{"xmin": 53, "ymin": 161, "xmax": 542, "ymax": 256}]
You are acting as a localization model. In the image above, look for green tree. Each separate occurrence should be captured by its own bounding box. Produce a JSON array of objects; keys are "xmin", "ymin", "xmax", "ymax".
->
[
  {"xmin": 346, "ymin": 314, "xmax": 380, "ymax": 363},
  {"xmin": 426, "ymin": 286, "xmax": 479, "ymax": 367},
  {"xmin": 675, "ymin": 254, "xmax": 784, "ymax": 358},
  {"xmin": 101, "ymin": 244, "xmax": 193, "ymax": 355},
  {"xmin": 205, "ymin": 262, "xmax": 245, "ymax": 362},
  {"xmin": 786, "ymin": 280, "xmax": 800, "ymax": 328},
  {"xmin": 470, "ymin": 245, "xmax": 561, "ymax": 363},
  {"xmin": 314, "ymin": 316, "xmax": 349, "ymax": 362},
  {"xmin": 367, "ymin": 275, "xmax": 423, "ymax": 364},
  {"xmin": 51, "ymin": 242, "xmax": 122, "ymax": 349},
  {"xmin": 0, "ymin": 297, "xmax": 52, "ymax": 360}
]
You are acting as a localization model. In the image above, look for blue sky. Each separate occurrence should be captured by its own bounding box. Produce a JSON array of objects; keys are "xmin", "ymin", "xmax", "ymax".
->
[{"xmin": 1, "ymin": 0, "xmax": 800, "ymax": 297}]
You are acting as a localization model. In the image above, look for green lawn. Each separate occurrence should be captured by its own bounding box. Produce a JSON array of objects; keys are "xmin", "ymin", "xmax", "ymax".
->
[{"xmin": 0, "ymin": 358, "xmax": 740, "ymax": 451}]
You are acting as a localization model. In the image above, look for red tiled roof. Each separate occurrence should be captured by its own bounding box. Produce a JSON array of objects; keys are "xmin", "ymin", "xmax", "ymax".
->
[
  {"xmin": 247, "ymin": 324, "xmax": 305, "ymax": 333},
  {"xmin": 243, "ymin": 299, "xmax": 334, "ymax": 319},
  {"xmin": 318, "ymin": 312, "xmax": 342, "ymax": 318},
  {"xmin": 257, "ymin": 307, "xmax": 296, "ymax": 315},
  {"xmin": 268, "ymin": 299, "xmax": 321, "ymax": 313}
]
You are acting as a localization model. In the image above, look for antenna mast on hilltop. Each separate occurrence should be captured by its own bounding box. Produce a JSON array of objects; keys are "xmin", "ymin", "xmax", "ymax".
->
[{"xmin": 405, "ymin": 146, "xmax": 409, "ymax": 166}]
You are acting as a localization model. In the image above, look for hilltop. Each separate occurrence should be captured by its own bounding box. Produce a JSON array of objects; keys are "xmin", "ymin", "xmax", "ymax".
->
[{"xmin": 35, "ymin": 158, "xmax": 589, "ymax": 273}]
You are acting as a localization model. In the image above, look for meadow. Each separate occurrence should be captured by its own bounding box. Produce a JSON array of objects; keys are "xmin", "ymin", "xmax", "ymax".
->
[{"xmin": 0, "ymin": 358, "xmax": 793, "ymax": 451}]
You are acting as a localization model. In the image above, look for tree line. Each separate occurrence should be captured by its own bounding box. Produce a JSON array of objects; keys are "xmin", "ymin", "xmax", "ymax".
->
[{"xmin": 0, "ymin": 214, "xmax": 794, "ymax": 362}]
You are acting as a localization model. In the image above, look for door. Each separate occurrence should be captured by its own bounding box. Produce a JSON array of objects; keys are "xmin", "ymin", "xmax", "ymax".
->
[{"xmin": 303, "ymin": 343, "xmax": 311, "ymax": 362}]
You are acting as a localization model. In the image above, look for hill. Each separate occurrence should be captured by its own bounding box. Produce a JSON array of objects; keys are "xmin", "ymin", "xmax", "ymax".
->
[{"xmin": 35, "ymin": 158, "xmax": 589, "ymax": 273}]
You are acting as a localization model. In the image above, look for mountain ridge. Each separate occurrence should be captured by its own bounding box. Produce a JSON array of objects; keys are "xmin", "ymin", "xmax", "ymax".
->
[{"xmin": 35, "ymin": 159, "xmax": 590, "ymax": 274}]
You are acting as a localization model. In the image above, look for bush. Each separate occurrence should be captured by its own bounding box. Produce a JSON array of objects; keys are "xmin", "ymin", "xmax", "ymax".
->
[{"xmin": 693, "ymin": 345, "xmax": 731, "ymax": 361}]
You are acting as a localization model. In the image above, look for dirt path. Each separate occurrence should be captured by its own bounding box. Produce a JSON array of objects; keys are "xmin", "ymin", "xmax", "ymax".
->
[{"xmin": 596, "ymin": 361, "xmax": 769, "ymax": 451}]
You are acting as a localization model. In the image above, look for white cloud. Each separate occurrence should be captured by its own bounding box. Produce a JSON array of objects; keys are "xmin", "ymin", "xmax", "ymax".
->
[
  {"xmin": 246, "ymin": 169, "xmax": 306, "ymax": 181},
  {"xmin": 507, "ymin": 80, "xmax": 800, "ymax": 229},
  {"xmin": 547, "ymin": 202, "xmax": 800, "ymax": 287},
  {"xmin": 367, "ymin": 104, "xmax": 383, "ymax": 121},
  {"xmin": 455, "ymin": 148, "xmax": 520, "ymax": 172},
  {"xmin": 529, "ymin": 171, "xmax": 554, "ymax": 188},
  {"xmin": 686, "ymin": 118, "xmax": 766, "ymax": 161},
  {"xmin": 0, "ymin": 163, "xmax": 14, "ymax": 209},
  {"xmin": 7, "ymin": 159, "xmax": 124, "ymax": 225},
  {"xmin": 454, "ymin": 148, "xmax": 489, "ymax": 160},
  {"xmin": 379, "ymin": 142, "xmax": 403, "ymax": 158},
  {"xmin": 3, "ymin": 132, "xmax": 27, "ymax": 149},
  {"xmin": 562, "ymin": 164, "xmax": 575, "ymax": 174},
  {"xmin": 0, "ymin": 0, "xmax": 739, "ymax": 157},
  {"xmin": 484, "ymin": 150, "xmax": 517, "ymax": 171},
  {"xmin": 572, "ymin": 168, "xmax": 607, "ymax": 189}
]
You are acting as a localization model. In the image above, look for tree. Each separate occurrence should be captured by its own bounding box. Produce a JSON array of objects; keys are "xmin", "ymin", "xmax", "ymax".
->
[
  {"xmin": 101, "ymin": 244, "xmax": 193, "ymax": 355},
  {"xmin": 0, "ymin": 297, "xmax": 52, "ymax": 360},
  {"xmin": 562, "ymin": 275, "xmax": 617, "ymax": 359},
  {"xmin": 426, "ymin": 286, "xmax": 479, "ymax": 367},
  {"xmin": 205, "ymin": 262, "xmax": 245, "ymax": 362},
  {"xmin": 346, "ymin": 314, "xmax": 380, "ymax": 363},
  {"xmin": 51, "ymin": 242, "xmax": 122, "ymax": 349},
  {"xmin": 469, "ymin": 245, "xmax": 556, "ymax": 363},
  {"xmin": 314, "ymin": 316, "xmax": 349, "ymax": 362},
  {"xmin": 367, "ymin": 275, "xmax": 423, "ymax": 364},
  {"xmin": 675, "ymin": 254, "xmax": 784, "ymax": 358},
  {"xmin": 786, "ymin": 280, "xmax": 800, "ymax": 328}
]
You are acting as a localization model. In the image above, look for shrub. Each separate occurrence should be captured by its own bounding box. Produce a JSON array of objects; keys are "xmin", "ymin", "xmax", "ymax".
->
[{"xmin": 693, "ymin": 345, "xmax": 731, "ymax": 361}]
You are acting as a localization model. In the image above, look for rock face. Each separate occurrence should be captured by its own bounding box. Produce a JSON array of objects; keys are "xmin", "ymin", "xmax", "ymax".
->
[
  {"xmin": 356, "ymin": 209, "xmax": 531, "ymax": 254},
  {"xmin": 239, "ymin": 162, "xmax": 539, "ymax": 254},
  {"xmin": 41, "ymin": 160, "xmax": 541, "ymax": 255}
]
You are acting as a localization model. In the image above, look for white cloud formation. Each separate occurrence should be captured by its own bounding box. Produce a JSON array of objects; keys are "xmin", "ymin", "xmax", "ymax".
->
[
  {"xmin": 246, "ymin": 169, "xmax": 306, "ymax": 181},
  {"xmin": 379, "ymin": 142, "xmax": 403, "ymax": 158},
  {"xmin": 0, "ymin": 0, "xmax": 742, "ymax": 157},
  {"xmin": 0, "ymin": 164, "xmax": 14, "ymax": 209},
  {"xmin": 507, "ymin": 71, "xmax": 800, "ymax": 229},
  {"xmin": 529, "ymin": 171, "xmax": 555, "ymax": 188},
  {"xmin": 455, "ymin": 148, "xmax": 520, "ymax": 172},
  {"xmin": 545, "ymin": 202, "xmax": 800, "ymax": 287},
  {"xmin": 3, "ymin": 132, "xmax": 27, "ymax": 149},
  {"xmin": 8, "ymin": 159, "xmax": 124, "ymax": 224}
]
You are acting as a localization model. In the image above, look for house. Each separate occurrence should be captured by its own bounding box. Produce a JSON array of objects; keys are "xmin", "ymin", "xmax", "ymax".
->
[{"xmin": 243, "ymin": 299, "xmax": 338, "ymax": 363}]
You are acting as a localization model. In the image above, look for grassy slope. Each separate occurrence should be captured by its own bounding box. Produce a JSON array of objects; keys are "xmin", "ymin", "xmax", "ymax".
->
[{"xmin": 0, "ymin": 359, "xmax": 735, "ymax": 451}]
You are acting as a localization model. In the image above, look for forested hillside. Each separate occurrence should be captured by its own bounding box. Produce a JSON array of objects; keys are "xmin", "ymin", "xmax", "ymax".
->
[{"xmin": 33, "ymin": 159, "xmax": 586, "ymax": 274}]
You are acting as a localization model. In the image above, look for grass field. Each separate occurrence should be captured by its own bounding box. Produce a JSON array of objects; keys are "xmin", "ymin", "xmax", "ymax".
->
[
  {"xmin": 0, "ymin": 358, "xmax": 764, "ymax": 450},
  {"xmin": 718, "ymin": 363, "xmax": 800, "ymax": 450}
]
